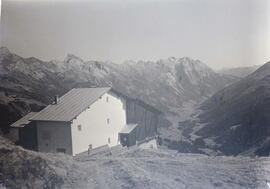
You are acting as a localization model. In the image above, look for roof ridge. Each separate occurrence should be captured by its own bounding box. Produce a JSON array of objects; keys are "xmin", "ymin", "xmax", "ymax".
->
[{"xmin": 30, "ymin": 88, "xmax": 111, "ymax": 122}]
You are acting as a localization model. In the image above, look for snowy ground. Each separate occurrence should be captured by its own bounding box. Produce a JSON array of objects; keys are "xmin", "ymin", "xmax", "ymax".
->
[{"xmin": 64, "ymin": 146, "xmax": 270, "ymax": 189}]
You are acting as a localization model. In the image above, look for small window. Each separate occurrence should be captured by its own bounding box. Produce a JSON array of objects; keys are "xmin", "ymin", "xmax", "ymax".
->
[
  {"xmin": 77, "ymin": 124, "xmax": 82, "ymax": 131},
  {"xmin": 88, "ymin": 144, "xmax": 92, "ymax": 150},
  {"xmin": 106, "ymin": 96, "xmax": 109, "ymax": 103},
  {"xmin": 107, "ymin": 118, "xmax": 110, "ymax": 125},
  {"xmin": 57, "ymin": 148, "xmax": 66, "ymax": 153},
  {"xmin": 108, "ymin": 138, "xmax": 111, "ymax": 144}
]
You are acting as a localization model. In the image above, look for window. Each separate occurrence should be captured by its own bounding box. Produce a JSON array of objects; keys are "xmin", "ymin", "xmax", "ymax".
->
[
  {"xmin": 77, "ymin": 124, "xmax": 82, "ymax": 131},
  {"xmin": 88, "ymin": 144, "xmax": 92, "ymax": 150},
  {"xmin": 57, "ymin": 148, "xmax": 66, "ymax": 153},
  {"xmin": 41, "ymin": 130, "xmax": 51, "ymax": 140},
  {"xmin": 106, "ymin": 96, "xmax": 109, "ymax": 103},
  {"xmin": 107, "ymin": 118, "xmax": 110, "ymax": 125},
  {"xmin": 108, "ymin": 138, "xmax": 111, "ymax": 144}
]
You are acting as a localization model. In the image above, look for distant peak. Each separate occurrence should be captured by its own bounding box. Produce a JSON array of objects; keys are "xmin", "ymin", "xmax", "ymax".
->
[
  {"xmin": 0, "ymin": 47, "xmax": 11, "ymax": 54},
  {"xmin": 178, "ymin": 57, "xmax": 200, "ymax": 64},
  {"xmin": 179, "ymin": 56, "xmax": 192, "ymax": 61},
  {"xmin": 64, "ymin": 53, "xmax": 84, "ymax": 63},
  {"xmin": 168, "ymin": 56, "xmax": 177, "ymax": 62}
]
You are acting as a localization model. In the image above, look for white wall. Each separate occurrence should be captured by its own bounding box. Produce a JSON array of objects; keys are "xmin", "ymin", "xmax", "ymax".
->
[
  {"xmin": 36, "ymin": 121, "xmax": 72, "ymax": 155},
  {"xmin": 71, "ymin": 91, "xmax": 126, "ymax": 155}
]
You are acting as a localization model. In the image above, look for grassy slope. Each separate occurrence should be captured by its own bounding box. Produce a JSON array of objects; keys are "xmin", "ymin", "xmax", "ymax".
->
[{"xmin": 1, "ymin": 138, "xmax": 270, "ymax": 189}]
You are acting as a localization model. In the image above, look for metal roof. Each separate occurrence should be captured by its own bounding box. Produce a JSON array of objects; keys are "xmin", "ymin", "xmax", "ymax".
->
[
  {"xmin": 119, "ymin": 124, "xmax": 138, "ymax": 134},
  {"xmin": 11, "ymin": 112, "xmax": 38, "ymax": 128},
  {"xmin": 31, "ymin": 88, "xmax": 110, "ymax": 122}
]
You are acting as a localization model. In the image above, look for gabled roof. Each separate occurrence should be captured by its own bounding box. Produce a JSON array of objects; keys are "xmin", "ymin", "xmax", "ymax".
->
[
  {"xmin": 31, "ymin": 87, "xmax": 110, "ymax": 122},
  {"xmin": 11, "ymin": 112, "xmax": 38, "ymax": 128}
]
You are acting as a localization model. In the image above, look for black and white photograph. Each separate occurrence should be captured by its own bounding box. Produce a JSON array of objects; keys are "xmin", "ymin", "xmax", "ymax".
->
[{"xmin": 0, "ymin": 0, "xmax": 270, "ymax": 188}]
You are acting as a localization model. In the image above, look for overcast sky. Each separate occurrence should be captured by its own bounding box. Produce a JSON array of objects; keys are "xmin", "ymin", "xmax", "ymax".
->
[{"xmin": 1, "ymin": 0, "xmax": 270, "ymax": 69}]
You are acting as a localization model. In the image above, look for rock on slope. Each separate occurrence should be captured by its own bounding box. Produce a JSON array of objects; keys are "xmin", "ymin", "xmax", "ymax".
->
[
  {"xmin": 193, "ymin": 62, "xmax": 270, "ymax": 156},
  {"xmin": 0, "ymin": 47, "xmax": 236, "ymax": 133}
]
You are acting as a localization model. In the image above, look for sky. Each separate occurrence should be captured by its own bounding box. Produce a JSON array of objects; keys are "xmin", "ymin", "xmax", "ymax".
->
[{"xmin": 1, "ymin": 0, "xmax": 270, "ymax": 69}]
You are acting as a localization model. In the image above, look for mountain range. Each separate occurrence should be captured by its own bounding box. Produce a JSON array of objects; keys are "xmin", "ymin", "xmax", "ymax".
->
[
  {"xmin": 0, "ymin": 47, "xmax": 235, "ymax": 132},
  {"xmin": 1, "ymin": 47, "xmax": 269, "ymax": 156}
]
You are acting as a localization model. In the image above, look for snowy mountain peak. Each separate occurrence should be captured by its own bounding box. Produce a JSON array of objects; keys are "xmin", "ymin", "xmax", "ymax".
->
[{"xmin": 178, "ymin": 57, "xmax": 212, "ymax": 71}]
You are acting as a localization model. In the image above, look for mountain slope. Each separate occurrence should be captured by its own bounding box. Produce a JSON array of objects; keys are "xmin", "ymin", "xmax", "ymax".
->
[
  {"xmin": 195, "ymin": 62, "xmax": 270, "ymax": 155},
  {"xmin": 105, "ymin": 57, "xmax": 236, "ymax": 113}
]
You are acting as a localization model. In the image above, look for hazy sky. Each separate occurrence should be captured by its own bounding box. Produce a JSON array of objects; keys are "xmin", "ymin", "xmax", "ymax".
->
[{"xmin": 1, "ymin": 0, "xmax": 270, "ymax": 69}]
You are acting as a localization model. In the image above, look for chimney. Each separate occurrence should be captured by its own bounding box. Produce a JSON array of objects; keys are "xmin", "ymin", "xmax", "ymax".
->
[{"xmin": 54, "ymin": 95, "xmax": 59, "ymax": 105}]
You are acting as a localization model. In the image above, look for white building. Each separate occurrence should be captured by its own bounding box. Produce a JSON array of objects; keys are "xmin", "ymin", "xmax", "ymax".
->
[
  {"xmin": 10, "ymin": 87, "xmax": 161, "ymax": 156},
  {"xmin": 29, "ymin": 87, "xmax": 129, "ymax": 155}
]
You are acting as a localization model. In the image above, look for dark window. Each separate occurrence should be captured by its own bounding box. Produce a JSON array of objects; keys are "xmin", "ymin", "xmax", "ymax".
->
[
  {"xmin": 107, "ymin": 118, "xmax": 110, "ymax": 125},
  {"xmin": 77, "ymin": 124, "xmax": 82, "ymax": 131},
  {"xmin": 57, "ymin": 148, "xmax": 66, "ymax": 153},
  {"xmin": 108, "ymin": 138, "xmax": 111, "ymax": 144},
  {"xmin": 106, "ymin": 96, "xmax": 109, "ymax": 102}
]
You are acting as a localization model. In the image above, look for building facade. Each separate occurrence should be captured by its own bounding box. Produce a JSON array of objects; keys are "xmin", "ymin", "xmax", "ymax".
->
[
  {"xmin": 33, "ymin": 89, "xmax": 126, "ymax": 156},
  {"xmin": 70, "ymin": 91, "xmax": 126, "ymax": 155},
  {"xmin": 11, "ymin": 87, "xmax": 161, "ymax": 156}
]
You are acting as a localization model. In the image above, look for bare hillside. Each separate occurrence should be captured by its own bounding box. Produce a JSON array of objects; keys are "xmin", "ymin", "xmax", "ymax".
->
[{"xmin": 1, "ymin": 139, "xmax": 270, "ymax": 189}]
